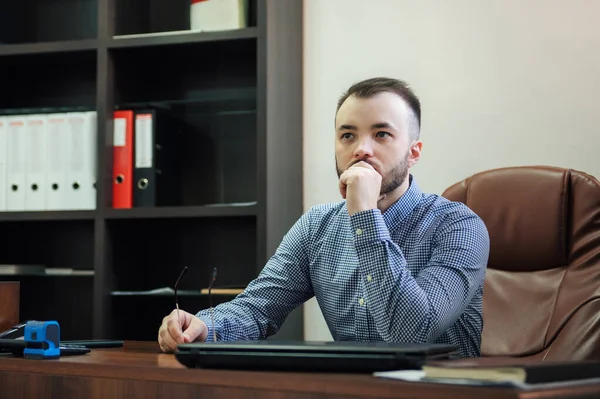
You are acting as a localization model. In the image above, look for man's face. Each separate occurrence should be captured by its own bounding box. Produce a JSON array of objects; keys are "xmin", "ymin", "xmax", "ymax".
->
[{"xmin": 335, "ymin": 92, "xmax": 419, "ymax": 195}]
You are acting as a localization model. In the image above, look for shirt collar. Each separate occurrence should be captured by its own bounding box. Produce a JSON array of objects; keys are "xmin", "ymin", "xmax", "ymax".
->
[{"xmin": 382, "ymin": 174, "xmax": 423, "ymax": 230}]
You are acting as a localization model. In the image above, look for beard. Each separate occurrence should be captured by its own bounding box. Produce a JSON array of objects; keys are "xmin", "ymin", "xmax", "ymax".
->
[{"xmin": 336, "ymin": 152, "xmax": 410, "ymax": 195}]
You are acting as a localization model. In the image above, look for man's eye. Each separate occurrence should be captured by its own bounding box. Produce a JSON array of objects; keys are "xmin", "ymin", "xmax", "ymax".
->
[
  {"xmin": 341, "ymin": 133, "xmax": 353, "ymax": 140},
  {"xmin": 376, "ymin": 131, "xmax": 390, "ymax": 138}
]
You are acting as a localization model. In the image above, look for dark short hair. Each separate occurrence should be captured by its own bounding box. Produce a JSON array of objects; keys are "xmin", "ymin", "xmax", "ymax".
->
[{"xmin": 336, "ymin": 77, "xmax": 421, "ymax": 140}]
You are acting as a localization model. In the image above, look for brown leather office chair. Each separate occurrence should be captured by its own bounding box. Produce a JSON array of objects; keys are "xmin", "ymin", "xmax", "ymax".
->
[{"xmin": 443, "ymin": 166, "xmax": 600, "ymax": 361}]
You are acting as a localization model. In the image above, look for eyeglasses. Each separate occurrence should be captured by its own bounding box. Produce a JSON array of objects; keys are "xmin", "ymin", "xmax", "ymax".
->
[
  {"xmin": 174, "ymin": 266, "xmax": 188, "ymax": 332},
  {"xmin": 174, "ymin": 266, "xmax": 218, "ymax": 342}
]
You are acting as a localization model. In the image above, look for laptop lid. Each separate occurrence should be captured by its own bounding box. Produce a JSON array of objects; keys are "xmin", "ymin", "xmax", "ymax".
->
[{"xmin": 175, "ymin": 340, "xmax": 459, "ymax": 373}]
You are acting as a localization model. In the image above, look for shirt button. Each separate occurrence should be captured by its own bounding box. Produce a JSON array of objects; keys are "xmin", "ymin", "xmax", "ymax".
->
[
  {"xmin": 355, "ymin": 228, "xmax": 363, "ymax": 236},
  {"xmin": 358, "ymin": 298, "xmax": 365, "ymax": 306},
  {"xmin": 366, "ymin": 275, "xmax": 373, "ymax": 282}
]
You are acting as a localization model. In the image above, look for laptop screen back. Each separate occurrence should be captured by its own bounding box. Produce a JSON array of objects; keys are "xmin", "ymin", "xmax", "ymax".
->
[{"xmin": 175, "ymin": 340, "xmax": 459, "ymax": 373}]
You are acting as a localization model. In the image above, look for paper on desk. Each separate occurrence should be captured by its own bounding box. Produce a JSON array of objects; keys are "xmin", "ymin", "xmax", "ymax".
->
[
  {"xmin": 373, "ymin": 370, "xmax": 426, "ymax": 381},
  {"xmin": 373, "ymin": 370, "xmax": 522, "ymax": 388},
  {"xmin": 373, "ymin": 370, "xmax": 600, "ymax": 390}
]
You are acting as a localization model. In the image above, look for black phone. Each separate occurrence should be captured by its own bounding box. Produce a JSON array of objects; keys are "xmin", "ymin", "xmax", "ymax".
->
[
  {"xmin": 60, "ymin": 340, "xmax": 124, "ymax": 349},
  {"xmin": 59, "ymin": 344, "xmax": 91, "ymax": 356}
]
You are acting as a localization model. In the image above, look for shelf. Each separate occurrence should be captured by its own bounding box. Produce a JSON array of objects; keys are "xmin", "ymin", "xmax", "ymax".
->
[
  {"xmin": 0, "ymin": 39, "xmax": 98, "ymax": 56},
  {"xmin": 115, "ymin": 87, "xmax": 257, "ymax": 114},
  {"xmin": 105, "ymin": 203, "xmax": 257, "ymax": 220},
  {"xmin": 109, "ymin": 27, "xmax": 257, "ymax": 49},
  {"xmin": 0, "ymin": 0, "xmax": 98, "ymax": 47},
  {"xmin": 0, "ymin": 211, "xmax": 95, "ymax": 222},
  {"xmin": 110, "ymin": 287, "xmax": 243, "ymax": 296},
  {"xmin": 0, "ymin": 270, "xmax": 94, "ymax": 277},
  {"xmin": 111, "ymin": 288, "xmax": 202, "ymax": 297}
]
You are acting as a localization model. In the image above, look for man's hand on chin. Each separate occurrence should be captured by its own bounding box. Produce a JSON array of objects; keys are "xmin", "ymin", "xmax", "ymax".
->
[{"xmin": 339, "ymin": 161, "xmax": 384, "ymax": 216}]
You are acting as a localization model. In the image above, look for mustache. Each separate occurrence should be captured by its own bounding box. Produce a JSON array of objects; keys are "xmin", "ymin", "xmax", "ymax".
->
[
  {"xmin": 350, "ymin": 158, "xmax": 376, "ymax": 168},
  {"xmin": 348, "ymin": 158, "xmax": 378, "ymax": 170}
]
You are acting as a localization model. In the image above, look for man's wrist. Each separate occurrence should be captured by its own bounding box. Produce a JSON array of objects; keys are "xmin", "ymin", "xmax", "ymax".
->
[
  {"xmin": 347, "ymin": 202, "xmax": 378, "ymax": 216},
  {"xmin": 349, "ymin": 209, "xmax": 391, "ymax": 245},
  {"xmin": 196, "ymin": 314, "xmax": 214, "ymax": 342}
]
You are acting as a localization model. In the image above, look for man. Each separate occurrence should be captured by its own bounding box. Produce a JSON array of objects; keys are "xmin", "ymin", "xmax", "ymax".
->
[{"xmin": 158, "ymin": 77, "xmax": 490, "ymax": 357}]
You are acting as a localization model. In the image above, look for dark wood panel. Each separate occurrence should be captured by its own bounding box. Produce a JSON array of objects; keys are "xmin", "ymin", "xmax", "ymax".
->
[
  {"xmin": 93, "ymin": 44, "xmax": 114, "ymax": 339},
  {"xmin": 107, "ymin": 217, "xmax": 257, "ymax": 291},
  {"xmin": 0, "ymin": 342, "xmax": 599, "ymax": 399},
  {"xmin": 111, "ymin": 40, "xmax": 256, "ymax": 104},
  {"xmin": 6, "ymin": 276, "xmax": 94, "ymax": 340},
  {"xmin": 0, "ymin": 374, "xmax": 357, "ymax": 399},
  {"xmin": 105, "ymin": 205, "xmax": 257, "ymax": 220},
  {"xmin": 255, "ymin": 0, "xmax": 304, "ymax": 340},
  {"xmin": 0, "ymin": 220, "xmax": 94, "ymax": 269},
  {"xmin": 0, "ymin": 281, "xmax": 19, "ymax": 332},
  {"xmin": 0, "ymin": 51, "xmax": 96, "ymax": 109},
  {"xmin": 0, "ymin": 40, "xmax": 97, "ymax": 56},
  {"xmin": 0, "ymin": 0, "xmax": 97, "ymax": 44},
  {"xmin": 109, "ymin": 27, "xmax": 258, "ymax": 46},
  {"xmin": 0, "ymin": 211, "xmax": 94, "ymax": 222},
  {"xmin": 108, "ymin": 295, "xmax": 233, "ymax": 341}
]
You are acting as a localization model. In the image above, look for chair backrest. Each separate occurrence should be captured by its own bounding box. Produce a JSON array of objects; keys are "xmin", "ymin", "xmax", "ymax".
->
[{"xmin": 442, "ymin": 166, "xmax": 600, "ymax": 360}]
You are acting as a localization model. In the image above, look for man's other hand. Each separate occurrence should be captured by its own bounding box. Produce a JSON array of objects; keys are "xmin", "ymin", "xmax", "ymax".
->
[{"xmin": 158, "ymin": 309, "xmax": 208, "ymax": 352}]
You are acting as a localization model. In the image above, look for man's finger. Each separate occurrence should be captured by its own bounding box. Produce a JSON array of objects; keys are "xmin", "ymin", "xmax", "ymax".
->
[
  {"xmin": 182, "ymin": 327, "xmax": 200, "ymax": 343},
  {"xmin": 159, "ymin": 327, "xmax": 178, "ymax": 352},
  {"xmin": 166, "ymin": 316, "xmax": 184, "ymax": 342},
  {"xmin": 176, "ymin": 309, "xmax": 190, "ymax": 328}
]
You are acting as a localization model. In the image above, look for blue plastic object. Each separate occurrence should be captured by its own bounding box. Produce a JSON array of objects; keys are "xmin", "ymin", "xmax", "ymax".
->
[{"xmin": 23, "ymin": 321, "xmax": 60, "ymax": 359}]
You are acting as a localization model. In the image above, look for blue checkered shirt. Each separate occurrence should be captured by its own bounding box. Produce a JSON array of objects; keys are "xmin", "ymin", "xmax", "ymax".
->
[{"xmin": 196, "ymin": 175, "xmax": 490, "ymax": 357}]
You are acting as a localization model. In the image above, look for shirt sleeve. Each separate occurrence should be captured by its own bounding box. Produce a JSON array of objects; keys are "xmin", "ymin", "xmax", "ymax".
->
[
  {"xmin": 350, "ymin": 207, "xmax": 489, "ymax": 343},
  {"xmin": 195, "ymin": 212, "xmax": 313, "ymax": 341}
]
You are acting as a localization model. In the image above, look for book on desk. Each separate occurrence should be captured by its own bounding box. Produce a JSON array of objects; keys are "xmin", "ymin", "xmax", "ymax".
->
[
  {"xmin": 375, "ymin": 356, "xmax": 600, "ymax": 387},
  {"xmin": 422, "ymin": 357, "xmax": 600, "ymax": 384}
]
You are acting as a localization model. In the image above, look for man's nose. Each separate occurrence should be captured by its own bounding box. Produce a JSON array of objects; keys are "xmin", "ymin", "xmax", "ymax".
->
[{"xmin": 353, "ymin": 138, "xmax": 374, "ymax": 158}]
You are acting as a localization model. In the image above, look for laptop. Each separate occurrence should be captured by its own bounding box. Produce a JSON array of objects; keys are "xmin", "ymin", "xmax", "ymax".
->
[{"xmin": 175, "ymin": 340, "xmax": 459, "ymax": 373}]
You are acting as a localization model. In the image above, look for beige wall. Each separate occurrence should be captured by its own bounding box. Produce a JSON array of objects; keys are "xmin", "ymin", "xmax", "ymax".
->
[{"xmin": 302, "ymin": 0, "xmax": 600, "ymax": 341}]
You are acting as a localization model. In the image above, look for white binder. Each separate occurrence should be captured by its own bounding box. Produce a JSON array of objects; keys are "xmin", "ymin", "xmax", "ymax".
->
[
  {"xmin": 25, "ymin": 114, "xmax": 48, "ymax": 211},
  {"xmin": 83, "ymin": 111, "xmax": 98, "ymax": 210},
  {"xmin": 0, "ymin": 117, "xmax": 7, "ymax": 211},
  {"xmin": 6, "ymin": 116, "xmax": 27, "ymax": 211},
  {"xmin": 46, "ymin": 113, "xmax": 68, "ymax": 210},
  {"xmin": 65, "ymin": 111, "xmax": 97, "ymax": 210}
]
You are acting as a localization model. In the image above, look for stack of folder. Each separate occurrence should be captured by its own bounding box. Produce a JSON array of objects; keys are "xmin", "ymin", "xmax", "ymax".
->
[
  {"xmin": 112, "ymin": 109, "xmax": 182, "ymax": 209},
  {"xmin": 0, "ymin": 110, "xmax": 97, "ymax": 212}
]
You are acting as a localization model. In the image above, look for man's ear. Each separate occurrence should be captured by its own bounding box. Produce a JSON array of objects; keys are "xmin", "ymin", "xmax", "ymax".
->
[{"xmin": 407, "ymin": 141, "xmax": 423, "ymax": 168}]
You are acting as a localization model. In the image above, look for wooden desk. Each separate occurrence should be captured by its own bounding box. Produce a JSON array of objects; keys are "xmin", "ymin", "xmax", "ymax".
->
[{"xmin": 0, "ymin": 341, "xmax": 599, "ymax": 399}]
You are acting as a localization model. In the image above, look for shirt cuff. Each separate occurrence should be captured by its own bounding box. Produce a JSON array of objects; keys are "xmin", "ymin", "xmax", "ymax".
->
[
  {"xmin": 196, "ymin": 312, "xmax": 217, "ymax": 342},
  {"xmin": 350, "ymin": 209, "xmax": 391, "ymax": 247}
]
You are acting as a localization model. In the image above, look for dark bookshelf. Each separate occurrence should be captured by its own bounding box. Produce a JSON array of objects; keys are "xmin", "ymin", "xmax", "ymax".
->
[
  {"xmin": 0, "ymin": 210, "xmax": 95, "ymax": 222},
  {"xmin": 105, "ymin": 204, "xmax": 257, "ymax": 220},
  {"xmin": 0, "ymin": 39, "xmax": 98, "ymax": 56},
  {"xmin": 0, "ymin": 0, "xmax": 303, "ymax": 342},
  {"xmin": 0, "ymin": 50, "xmax": 97, "ymax": 109},
  {"xmin": 0, "ymin": 0, "xmax": 98, "ymax": 44},
  {"xmin": 109, "ymin": 27, "xmax": 258, "ymax": 48}
]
